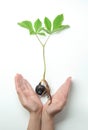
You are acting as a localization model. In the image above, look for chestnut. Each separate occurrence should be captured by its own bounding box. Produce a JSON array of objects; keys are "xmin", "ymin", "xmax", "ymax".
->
[
  {"xmin": 35, "ymin": 82, "xmax": 46, "ymax": 95},
  {"xmin": 35, "ymin": 79, "xmax": 52, "ymax": 104}
]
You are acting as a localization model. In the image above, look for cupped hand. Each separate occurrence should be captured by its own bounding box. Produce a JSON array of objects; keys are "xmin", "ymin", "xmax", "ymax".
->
[
  {"xmin": 43, "ymin": 77, "xmax": 72, "ymax": 117},
  {"xmin": 15, "ymin": 74, "xmax": 42, "ymax": 113}
]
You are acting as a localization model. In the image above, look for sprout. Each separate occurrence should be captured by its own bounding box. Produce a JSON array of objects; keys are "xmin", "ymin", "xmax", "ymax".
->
[{"xmin": 18, "ymin": 14, "xmax": 70, "ymax": 104}]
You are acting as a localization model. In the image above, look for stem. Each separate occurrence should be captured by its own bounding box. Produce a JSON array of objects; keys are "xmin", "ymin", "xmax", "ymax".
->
[
  {"xmin": 43, "ymin": 45, "xmax": 46, "ymax": 80},
  {"xmin": 36, "ymin": 35, "xmax": 43, "ymax": 47},
  {"xmin": 36, "ymin": 35, "xmax": 50, "ymax": 80},
  {"xmin": 44, "ymin": 35, "xmax": 50, "ymax": 46},
  {"xmin": 42, "ymin": 35, "xmax": 50, "ymax": 79}
]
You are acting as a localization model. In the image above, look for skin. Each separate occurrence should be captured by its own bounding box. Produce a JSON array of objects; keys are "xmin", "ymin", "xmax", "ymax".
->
[{"xmin": 15, "ymin": 74, "xmax": 71, "ymax": 130}]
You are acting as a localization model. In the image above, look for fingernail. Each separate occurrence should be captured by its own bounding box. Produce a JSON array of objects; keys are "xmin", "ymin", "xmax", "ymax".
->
[
  {"xmin": 66, "ymin": 76, "xmax": 72, "ymax": 82},
  {"xmin": 69, "ymin": 76, "xmax": 72, "ymax": 80},
  {"xmin": 16, "ymin": 73, "xmax": 21, "ymax": 76}
]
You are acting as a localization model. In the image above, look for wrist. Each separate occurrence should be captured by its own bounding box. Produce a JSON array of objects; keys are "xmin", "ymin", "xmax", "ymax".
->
[
  {"xmin": 41, "ymin": 110, "xmax": 54, "ymax": 130},
  {"xmin": 30, "ymin": 109, "xmax": 42, "ymax": 119},
  {"xmin": 42, "ymin": 110, "xmax": 54, "ymax": 120},
  {"xmin": 27, "ymin": 111, "xmax": 42, "ymax": 130}
]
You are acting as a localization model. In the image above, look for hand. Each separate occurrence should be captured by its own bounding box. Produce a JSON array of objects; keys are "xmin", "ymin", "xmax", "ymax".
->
[
  {"xmin": 15, "ymin": 75, "xmax": 72, "ymax": 130},
  {"xmin": 42, "ymin": 77, "xmax": 72, "ymax": 117},
  {"xmin": 15, "ymin": 74, "xmax": 42, "ymax": 113}
]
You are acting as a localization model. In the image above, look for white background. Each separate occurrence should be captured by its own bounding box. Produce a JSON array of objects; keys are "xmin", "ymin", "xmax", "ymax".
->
[{"xmin": 0, "ymin": 0, "xmax": 88, "ymax": 130}]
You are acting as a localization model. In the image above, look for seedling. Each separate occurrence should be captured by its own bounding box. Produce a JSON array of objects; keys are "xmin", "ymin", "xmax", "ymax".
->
[{"xmin": 18, "ymin": 14, "xmax": 70, "ymax": 104}]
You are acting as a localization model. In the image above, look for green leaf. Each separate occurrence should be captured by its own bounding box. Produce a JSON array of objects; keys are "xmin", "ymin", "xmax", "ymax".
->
[
  {"xmin": 38, "ymin": 32, "xmax": 46, "ymax": 36},
  {"xmin": 44, "ymin": 17, "xmax": 51, "ymax": 32},
  {"xmin": 18, "ymin": 21, "xmax": 35, "ymax": 34},
  {"xmin": 34, "ymin": 19, "xmax": 42, "ymax": 32},
  {"xmin": 36, "ymin": 27, "xmax": 46, "ymax": 36},
  {"xmin": 37, "ymin": 27, "xmax": 44, "ymax": 33},
  {"xmin": 41, "ymin": 27, "xmax": 51, "ymax": 34},
  {"xmin": 53, "ymin": 14, "xmax": 64, "ymax": 31},
  {"xmin": 52, "ymin": 25, "xmax": 70, "ymax": 33}
]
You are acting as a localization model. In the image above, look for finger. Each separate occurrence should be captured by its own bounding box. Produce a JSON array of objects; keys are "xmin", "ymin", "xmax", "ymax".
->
[
  {"xmin": 59, "ymin": 77, "xmax": 72, "ymax": 98},
  {"xmin": 17, "ymin": 88, "xmax": 25, "ymax": 104},
  {"xmin": 15, "ymin": 74, "xmax": 25, "ymax": 91},
  {"xmin": 23, "ymin": 79, "xmax": 43, "ymax": 105},
  {"xmin": 15, "ymin": 74, "xmax": 32, "ymax": 91},
  {"xmin": 15, "ymin": 74, "xmax": 25, "ymax": 103},
  {"xmin": 23, "ymin": 79, "xmax": 35, "ymax": 95}
]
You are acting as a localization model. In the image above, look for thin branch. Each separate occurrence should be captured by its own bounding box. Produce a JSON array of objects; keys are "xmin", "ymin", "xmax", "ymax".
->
[
  {"xmin": 44, "ymin": 35, "xmax": 50, "ymax": 46},
  {"xmin": 36, "ymin": 34, "xmax": 43, "ymax": 47}
]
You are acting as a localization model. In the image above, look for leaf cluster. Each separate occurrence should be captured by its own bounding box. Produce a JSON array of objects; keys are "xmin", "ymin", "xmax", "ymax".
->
[{"xmin": 18, "ymin": 14, "xmax": 70, "ymax": 36}]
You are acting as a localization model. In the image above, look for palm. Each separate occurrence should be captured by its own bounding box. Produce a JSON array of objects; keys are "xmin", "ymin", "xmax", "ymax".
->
[
  {"xmin": 15, "ymin": 74, "xmax": 42, "ymax": 112},
  {"xmin": 43, "ymin": 77, "xmax": 71, "ymax": 116},
  {"xmin": 15, "ymin": 74, "xmax": 71, "ymax": 115}
]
